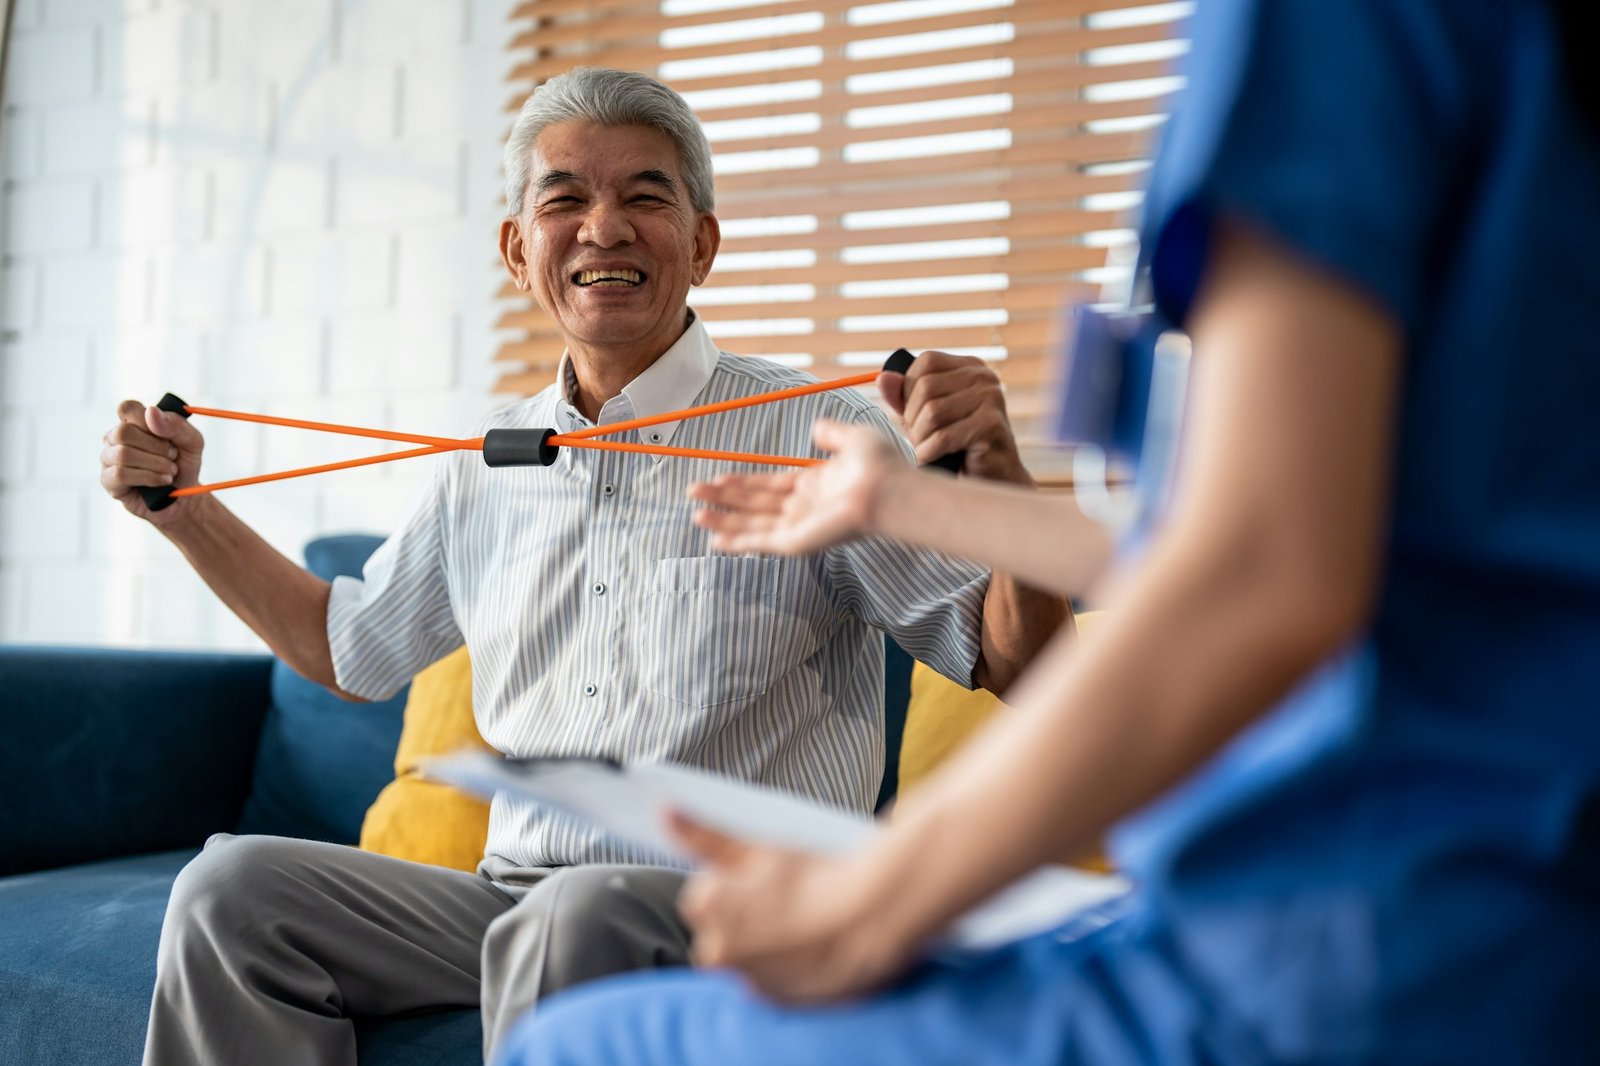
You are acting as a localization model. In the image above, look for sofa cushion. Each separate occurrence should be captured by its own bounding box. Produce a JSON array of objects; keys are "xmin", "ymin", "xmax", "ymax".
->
[
  {"xmin": 899, "ymin": 659, "xmax": 1008, "ymax": 793},
  {"xmin": 355, "ymin": 1010, "xmax": 482, "ymax": 1065},
  {"xmin": 899, "ymin": 611, "xmax": 1106, "ymax": 792},
  {"xmin": 0, "ymin": 647, "xmax": 272, "ymax": 877},
  {"xmin": 0, "ymin": 849, "xmax": 195, "ymax": 1066},
  {"xmin": 235, "ymin": 534, "xmax": 410, "ymax": 844},
  {"xmin": 0, "ymin": 847, "xmax": 481, "ymax": 1066},
  {"xmin": 898, "ymin": 611, "xmax": 1112, "ymax": 871},
  {"xmin": 360, "ymin": 646, "xmax": 492, "ymax": 872}
]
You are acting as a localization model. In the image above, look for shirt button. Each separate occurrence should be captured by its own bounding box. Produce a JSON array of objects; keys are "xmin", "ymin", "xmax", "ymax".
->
[
  {"xmin": 601, "ymin": 483, "xmax": 615, "ymax": 497},
  {"xmin": 592, "ymin": 582, "xmax": 606, "ymax": 596},
  {"xmin": 583, "ymin": 683, "xmax": 597, "ymax": 697}
]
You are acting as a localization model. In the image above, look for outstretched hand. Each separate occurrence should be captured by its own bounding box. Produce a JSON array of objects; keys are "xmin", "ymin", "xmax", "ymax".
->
[
  {"xmin": 687, "ymin": 419, "xmax": 908, "ymax": 555},
  {"xmin": 670, "ymin": 811, "xmax": 919, "ymax": 1004}
]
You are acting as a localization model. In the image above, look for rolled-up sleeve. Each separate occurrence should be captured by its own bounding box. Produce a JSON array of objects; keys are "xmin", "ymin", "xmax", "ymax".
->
[
  {"xmin": 326, "ymin": 460, "xmax": 463, "ymax": 700},
  {"xmin": 825, "ymin": 405, "xmax": 990, "ymax": 689},
  {"xmin": 1143, "ymin": 0, "xmax": 1477, "ymax": 334}
]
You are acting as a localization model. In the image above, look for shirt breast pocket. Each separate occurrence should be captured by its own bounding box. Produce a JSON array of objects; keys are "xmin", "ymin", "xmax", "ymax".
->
[{"xmin": 641, "ymin": 556, "xmax": 827, "ymax": 710}]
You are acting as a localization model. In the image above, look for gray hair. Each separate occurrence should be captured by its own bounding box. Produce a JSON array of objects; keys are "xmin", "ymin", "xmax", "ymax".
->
[{"xmin": 503, "ymin": 68, "xmax": 715, "ymax": 217}]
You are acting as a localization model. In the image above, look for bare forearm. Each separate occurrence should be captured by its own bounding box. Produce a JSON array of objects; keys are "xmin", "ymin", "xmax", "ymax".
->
[
  {"xmin": 972, "ymin": 570, "xmax": 1070, "ymax": 695},
  {"xmin": 871, "ymin": 471, "xmax": 1113, "ymax": 599},
  {"xmin": 869, "ymin": 526, "xmax": 1356, "ymax": 947},
  {"xmin": 158, "ymin": 495, "xmax": 344, "ymax": 690}
]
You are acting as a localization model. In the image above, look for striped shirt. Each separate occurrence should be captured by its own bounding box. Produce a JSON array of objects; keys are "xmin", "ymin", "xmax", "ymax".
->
[{"xmin": 327, "ymin": 312, "xmax": 989, "ymax": 869}]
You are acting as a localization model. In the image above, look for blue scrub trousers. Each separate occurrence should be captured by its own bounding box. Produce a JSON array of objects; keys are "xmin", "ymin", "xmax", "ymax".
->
[{"xmin": 493, "ymin": 913, "xmax": 1261, "ymax": 1066}]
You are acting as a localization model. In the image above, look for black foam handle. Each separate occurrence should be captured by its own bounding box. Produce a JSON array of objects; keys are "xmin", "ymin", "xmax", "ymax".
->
[
  {"xmin": 882, "ymin": 348, "xmax": 966, "ymax": 475},
  {"xmin": 482, "ymin": 428, "xmax": 561, "ymax": 468},
  {"xmin": 139, "ymin": 393, "xmax": 191, "ymax": 513}
]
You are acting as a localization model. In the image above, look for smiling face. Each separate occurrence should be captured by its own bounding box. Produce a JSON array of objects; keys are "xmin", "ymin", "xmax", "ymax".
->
[{"xmin": 500, "ymin": 121, "xmax": 719, "ymax": 369}]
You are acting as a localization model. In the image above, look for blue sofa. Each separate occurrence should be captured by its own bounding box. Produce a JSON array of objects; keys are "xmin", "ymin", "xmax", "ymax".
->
[{"xmin": 0, "ymin": 534, "xmax": 916, "ymax": 1065}]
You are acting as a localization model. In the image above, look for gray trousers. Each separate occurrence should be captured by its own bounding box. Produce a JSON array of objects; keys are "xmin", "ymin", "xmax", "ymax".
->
[{"xmin": 141, "ymin": 834, "xmax": 690, "ymax": 1066}]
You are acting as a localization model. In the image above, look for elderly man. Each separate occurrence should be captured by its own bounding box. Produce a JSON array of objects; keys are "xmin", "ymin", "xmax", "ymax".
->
[{"xmin": 101, "ymin": 68, "xmax": 1066, "ymax": 1066}]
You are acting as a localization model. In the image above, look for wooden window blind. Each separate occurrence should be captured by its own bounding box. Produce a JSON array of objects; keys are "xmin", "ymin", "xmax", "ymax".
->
[{"xmin": 496, "ymin": 0, "xmax": 1189, "ymax": 457}]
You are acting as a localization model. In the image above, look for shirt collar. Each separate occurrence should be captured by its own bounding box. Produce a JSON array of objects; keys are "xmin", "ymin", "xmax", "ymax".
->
[{"xmin": 555, "ymin": 309, "xmax": 719, "ymax": 452}]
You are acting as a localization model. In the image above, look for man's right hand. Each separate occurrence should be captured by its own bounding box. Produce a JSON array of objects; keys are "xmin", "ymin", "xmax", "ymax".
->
[{"xmin": 100, "ymin": 399, "xmax": 206, "ymax": 522}]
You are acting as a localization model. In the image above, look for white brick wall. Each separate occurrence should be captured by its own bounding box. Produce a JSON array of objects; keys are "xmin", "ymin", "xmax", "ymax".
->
[{"xmin": 1, "ymin": 0, "xmax": 519, "ymax": 650}]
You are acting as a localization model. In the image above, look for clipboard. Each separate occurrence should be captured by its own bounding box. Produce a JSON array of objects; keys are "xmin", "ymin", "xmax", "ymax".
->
[{"xmin": 423, "ymin": 750, "xmax": 1131, "ymax": 950}]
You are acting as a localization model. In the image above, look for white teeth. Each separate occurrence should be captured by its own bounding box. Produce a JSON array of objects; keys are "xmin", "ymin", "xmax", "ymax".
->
[{"xmin": 576, "ymin": 269, "xmax": 643, "ymax": 286}]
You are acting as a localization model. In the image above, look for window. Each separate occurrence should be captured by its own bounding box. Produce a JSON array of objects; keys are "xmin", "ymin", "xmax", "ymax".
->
[{"xmin": 497, "ymin": 0, "xmax": 1190, "ymax": 455}]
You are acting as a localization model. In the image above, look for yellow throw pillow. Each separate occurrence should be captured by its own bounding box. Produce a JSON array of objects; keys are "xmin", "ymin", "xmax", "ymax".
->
[
  {"xmin": 898, "ymin": 610, "xmax": 1110, "ymax": 871},
  {"xmin": 359, "ymin": 647, "xmax": 492, "ymax": 872},
  {"xmin": 898, "ymin": 660, "xmax": 1007, "ymax": 795}
]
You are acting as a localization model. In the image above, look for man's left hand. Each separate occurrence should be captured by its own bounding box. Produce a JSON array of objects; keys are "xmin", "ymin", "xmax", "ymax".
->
[{"xmin": 879, "ymin": 350, "xmax": 1030, "ymax": 485}]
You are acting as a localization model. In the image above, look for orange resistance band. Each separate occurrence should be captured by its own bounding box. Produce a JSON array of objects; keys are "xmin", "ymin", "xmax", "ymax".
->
[
  {"xmin": 546, "ymin": 437, "xmax": 820, "ymax": 468},
  {"xmin": 557, "ymin": 370, "xmax": 881, "ymax": 442},
  {"xmin": 181, "ymin": 405, "xmax": 478, "ymax": 451},
  {"xmin": 166, "ymin": 369, "xmax": 875, "ymax": 497},
  {"xmin": 169, "ymin": 445, "xmax": 457, "ymax": 498}
]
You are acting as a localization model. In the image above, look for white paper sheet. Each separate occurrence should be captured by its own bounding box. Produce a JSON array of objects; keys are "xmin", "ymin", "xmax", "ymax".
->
[{"xmin": 423, "ymin": 750, "xmax": 1131, "ymax": 950}]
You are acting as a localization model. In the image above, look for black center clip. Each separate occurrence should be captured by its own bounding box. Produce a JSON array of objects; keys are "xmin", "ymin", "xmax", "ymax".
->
[{"xmin": 481, "ymin": 427, "xmax": 561, "ymax": 468}]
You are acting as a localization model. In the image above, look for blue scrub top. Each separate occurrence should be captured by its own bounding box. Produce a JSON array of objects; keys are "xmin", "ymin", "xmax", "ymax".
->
[{"xmin": 1114, "ymin": 0, "xmax": 1600, "ymax": 1055}]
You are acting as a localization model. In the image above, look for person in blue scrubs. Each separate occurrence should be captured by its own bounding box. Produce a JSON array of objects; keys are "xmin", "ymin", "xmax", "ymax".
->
[{"xmin": 496, "ymin": 1, "xmax": 1600, "ymax": 1062}]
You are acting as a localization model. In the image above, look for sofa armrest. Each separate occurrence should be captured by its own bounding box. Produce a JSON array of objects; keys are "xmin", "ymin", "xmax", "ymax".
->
[{"xmin": 0, "ymin": 645, "xmax": 274, "ymax": 875}]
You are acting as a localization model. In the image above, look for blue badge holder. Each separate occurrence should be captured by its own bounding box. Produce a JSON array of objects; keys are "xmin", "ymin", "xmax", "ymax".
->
[{"xmin": 1052, "ymin": 303, "xmax": 1190, "ymax": 532}]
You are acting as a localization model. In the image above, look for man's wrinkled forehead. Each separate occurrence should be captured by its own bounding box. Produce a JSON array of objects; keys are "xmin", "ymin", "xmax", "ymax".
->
[{"xmin": 529, "ymin": 122, "xmax": 689, "ymax": 197}]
